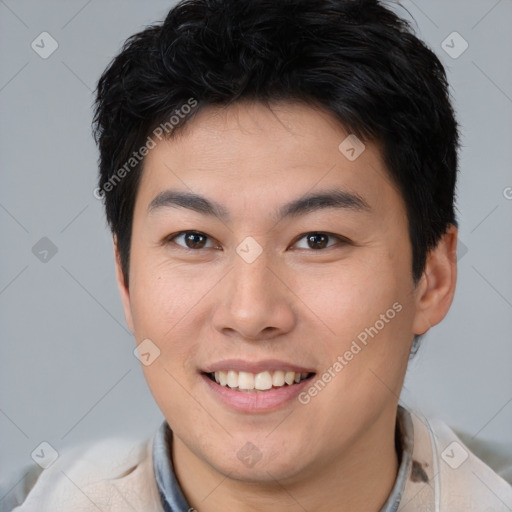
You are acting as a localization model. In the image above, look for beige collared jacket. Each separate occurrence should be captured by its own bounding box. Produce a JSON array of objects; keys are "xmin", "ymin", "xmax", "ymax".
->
[{"xmin": 1, "ymin": 408, "xmax": 511, "ymax": 511}]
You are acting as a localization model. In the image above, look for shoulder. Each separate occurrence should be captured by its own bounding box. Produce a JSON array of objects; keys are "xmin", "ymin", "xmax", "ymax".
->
[
  {"xmin": 453, "ymin": 426, "xmax": 512, "ymax": 485},
  {"xmin": 0, "ymin": 464, "xmax": 43, "ymax": 512},
  {"xmin": 0, "ymin": 434, "xmax": 162, "ymax": 512},
  {"xmin": 410, "ymin": 410, "xmax": 512, "ymax": 510}
]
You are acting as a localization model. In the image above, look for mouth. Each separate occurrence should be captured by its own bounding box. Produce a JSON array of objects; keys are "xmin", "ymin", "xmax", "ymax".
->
[
  {"xmin": 200, "ymin": 359, "xmax": 317, "ymax": 412},
  {"xmin": 202, "ymin": 370, "xmax": 316, "ymax": 393}
]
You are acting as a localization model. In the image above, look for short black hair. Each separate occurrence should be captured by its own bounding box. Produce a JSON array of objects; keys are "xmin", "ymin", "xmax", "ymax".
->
[{"xmin": 93, "ymin": 0, "xmax": 459, "ymax": 296}]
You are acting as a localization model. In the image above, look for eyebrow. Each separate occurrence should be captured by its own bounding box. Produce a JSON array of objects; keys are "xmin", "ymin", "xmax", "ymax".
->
[{"xmin": 147, "ymin": 188, "xmax": 371, "ymax": 223}]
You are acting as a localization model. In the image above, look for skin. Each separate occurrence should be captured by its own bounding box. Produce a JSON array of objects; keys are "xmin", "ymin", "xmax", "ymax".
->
[{"xmin": 114, "ymin": 100, "xmax": 457, "ymax": 511}]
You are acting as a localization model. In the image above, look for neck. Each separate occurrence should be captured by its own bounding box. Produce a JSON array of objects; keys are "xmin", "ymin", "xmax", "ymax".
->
[{"xmin": 172, "ymin": 408, "xmax": 399, "ymax": 512}]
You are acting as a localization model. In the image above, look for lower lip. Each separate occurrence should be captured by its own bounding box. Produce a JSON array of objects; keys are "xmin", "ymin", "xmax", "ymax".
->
[{"xmin": 200, "ymin": 373, "xmax": 313, "ymax": 413}]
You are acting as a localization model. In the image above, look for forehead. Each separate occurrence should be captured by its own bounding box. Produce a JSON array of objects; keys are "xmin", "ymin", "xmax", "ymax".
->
[{"xmin": 136, "ymin": 101, "xmax": 403, "ymax": 222}]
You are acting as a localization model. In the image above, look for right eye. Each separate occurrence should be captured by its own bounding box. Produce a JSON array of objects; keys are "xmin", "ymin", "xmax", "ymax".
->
[{"xmin": 165, "ymin": 231, "xmax": 221, "ymax": 251}]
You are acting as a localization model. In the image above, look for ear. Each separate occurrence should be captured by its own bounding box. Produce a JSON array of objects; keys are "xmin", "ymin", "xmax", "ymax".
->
[
  {"xmin": 113, "ymin": 236, "xmax": 135, "ymax": 334},
  {"xmin": 412, "ymin": 224, "xmax": 458, "ymax": 335}
]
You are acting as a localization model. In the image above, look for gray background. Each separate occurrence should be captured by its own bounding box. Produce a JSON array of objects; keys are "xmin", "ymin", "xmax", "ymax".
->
[{"xmin": 0, "ymin": 0, "xmax": 511, "ymax": 479}]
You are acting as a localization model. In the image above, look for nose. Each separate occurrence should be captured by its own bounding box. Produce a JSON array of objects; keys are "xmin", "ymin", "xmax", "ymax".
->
[{"xmin": 211, "ymin": 248, "xmax": 296, "ymax": 342}]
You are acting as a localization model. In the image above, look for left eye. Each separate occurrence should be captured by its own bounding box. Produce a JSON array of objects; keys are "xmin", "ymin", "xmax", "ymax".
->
[{"xmin": 292, "ymin": 232, "xmax": 346, "ymax": 250}]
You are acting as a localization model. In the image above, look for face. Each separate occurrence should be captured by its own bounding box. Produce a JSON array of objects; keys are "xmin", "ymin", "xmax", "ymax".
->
[{"xmin": 115, "ymin": 101, "xmax": 455, "ymax": 483}]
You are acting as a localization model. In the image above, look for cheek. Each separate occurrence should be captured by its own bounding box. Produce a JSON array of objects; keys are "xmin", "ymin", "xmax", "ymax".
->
[
  {"xmin": 298, "ymin": 249, "xmax": 415, "ymax": 398},
  {"xmin": 128, "ymin": 258, "xmax": 210, "ymax": 375},
  {"xmin": 297, "ymin": 257, "xmax": 407, "ymax": 337},
  {"xmin": 129, "ymin": 263, "xmax": 205, "ymax": 415},
  {"xmin": 129, "ymin": 258, "xmax": 197, "ymax": 336}
]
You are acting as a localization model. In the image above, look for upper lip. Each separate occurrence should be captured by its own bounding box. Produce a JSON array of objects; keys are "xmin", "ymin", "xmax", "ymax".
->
[{"xmin": 202, "ymin": 359, "xmax": 316, "ymax": 374}]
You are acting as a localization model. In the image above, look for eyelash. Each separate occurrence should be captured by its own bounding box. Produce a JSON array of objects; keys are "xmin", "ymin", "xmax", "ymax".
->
[{"xmin": 164, "ymin": 230, "xmax": 351, "ymax": 252}]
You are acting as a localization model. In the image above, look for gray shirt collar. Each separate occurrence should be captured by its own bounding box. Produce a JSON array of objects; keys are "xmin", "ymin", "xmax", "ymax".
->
[{"xmin": 153, "ymin": 405, "xmax": 413, "ymax": 511}]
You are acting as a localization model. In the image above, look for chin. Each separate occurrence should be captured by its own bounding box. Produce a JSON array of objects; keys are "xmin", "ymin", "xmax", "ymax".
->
[{"xmin": 203, "ymin": 439, "xmax": 310, "ymax": 483}]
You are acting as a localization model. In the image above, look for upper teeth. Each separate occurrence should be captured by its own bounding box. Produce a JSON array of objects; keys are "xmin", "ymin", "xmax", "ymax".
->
[{"xmin": 212, "ymin": 370, "xmax": 310, "ymax": 390}]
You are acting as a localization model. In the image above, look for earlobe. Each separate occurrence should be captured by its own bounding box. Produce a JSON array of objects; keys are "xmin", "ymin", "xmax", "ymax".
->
[
  {"xmin": 412, "ymin": 225, "xmax": 458, "ymax": 335},
  {"xmin": 113, "ymin": 236, "xmax": 135, "ymax": 333}
]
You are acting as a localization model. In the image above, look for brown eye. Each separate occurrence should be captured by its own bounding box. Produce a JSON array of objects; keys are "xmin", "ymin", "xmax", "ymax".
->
[
  {"xmin": 293, "ymin": 232, "xmax": 347, "ymax": 250},
  {"xmin": 167, "ymin": 231, "xmax": 216, "ymax": 250},
  {"xmin": 306, "ymin": 233, "xmax": 329, "ymax": 249}
]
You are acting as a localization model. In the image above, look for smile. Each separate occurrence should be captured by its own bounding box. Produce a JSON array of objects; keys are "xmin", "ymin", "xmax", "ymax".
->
[{"xmin": 205, "ymin": 370, "xmax": 314, "ymax": 392}]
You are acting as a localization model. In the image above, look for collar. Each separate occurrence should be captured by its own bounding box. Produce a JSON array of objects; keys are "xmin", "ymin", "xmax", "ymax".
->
[
  {"xmin": 153, "ymin": 405, "xmax": 415, "ymax": 511},
  {"xmin": 152, "ymin": 418, "xmax": 190, "ymax": 511},
  {"xmin": 378, "ymin": 405, "xmax": 414, "ymax": 511}
]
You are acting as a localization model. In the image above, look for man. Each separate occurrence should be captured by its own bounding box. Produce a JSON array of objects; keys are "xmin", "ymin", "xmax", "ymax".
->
[{"xmin": 2, "ymin": 0, "xmax": 511, "ymax": 510}]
